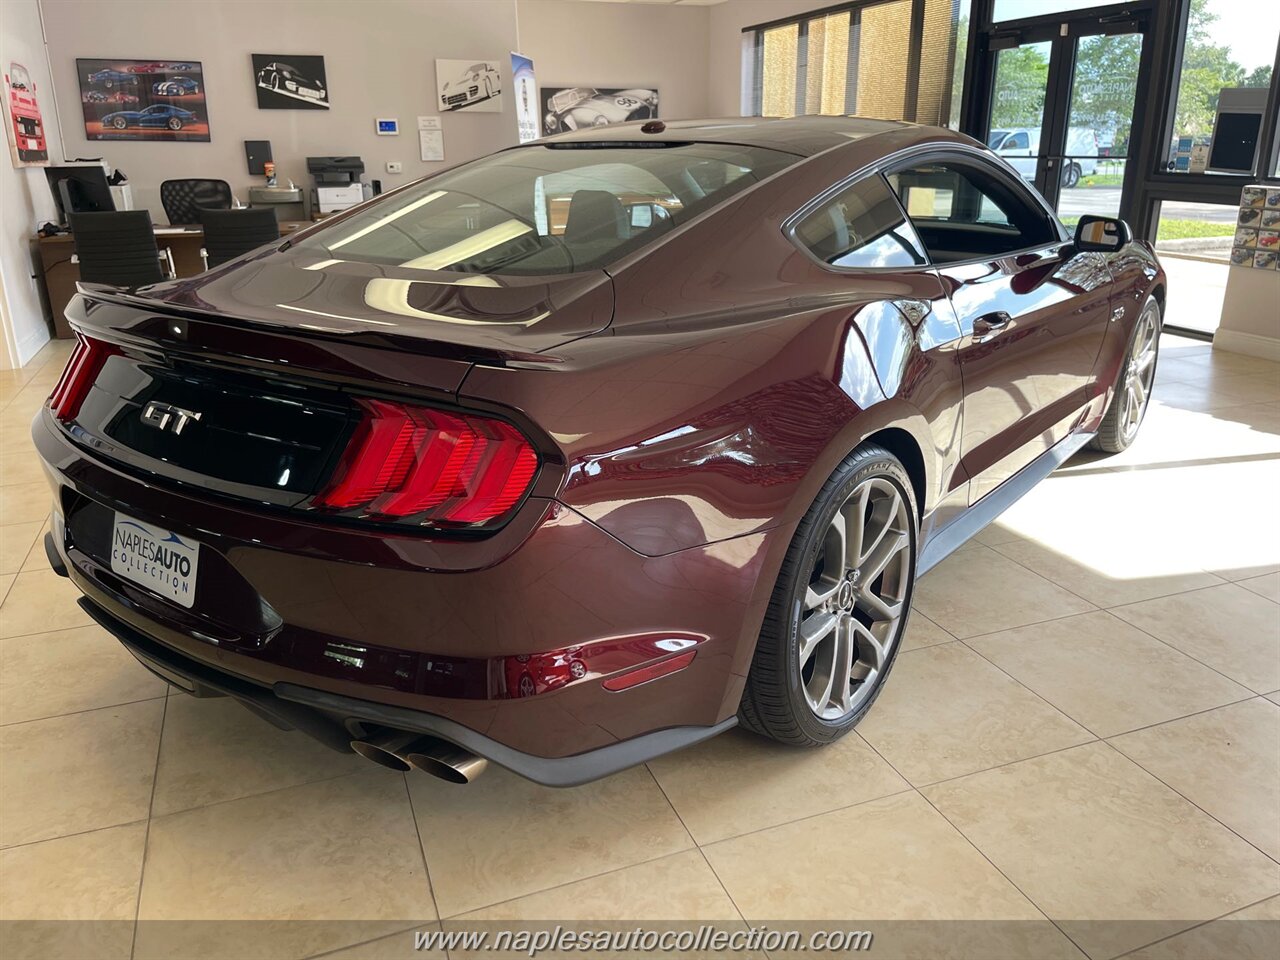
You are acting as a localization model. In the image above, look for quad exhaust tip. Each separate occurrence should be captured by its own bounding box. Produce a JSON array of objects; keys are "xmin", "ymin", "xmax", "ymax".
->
[{"xmin": 350, "ymin": 730, "xmax": 488, "ymax": 784}]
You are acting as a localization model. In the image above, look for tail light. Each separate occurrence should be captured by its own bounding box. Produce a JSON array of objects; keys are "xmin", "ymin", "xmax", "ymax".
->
[
  {"xmin": 49, "ymin": 334, "xmax": 119, "ymax": 422},
  {"xmin": 315, "ymin": 398, "xmax": 539, "ymax": 529}
]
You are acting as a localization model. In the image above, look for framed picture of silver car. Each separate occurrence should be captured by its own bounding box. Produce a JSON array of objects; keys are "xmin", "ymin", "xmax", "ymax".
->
[
  {"xmin": 541, "ymin": 87, "xmax": 658, "ymax": 135},
  {"xmin": 76, "ymin": 58, "xmax": 208, "ymax": 141},
  {"xmin": 436, "ymin": 59, "xmax": 503, "ymax": 113},
  {"xmin": 252, "ymin": 54, "xmax": 328, "ymax": 110}
]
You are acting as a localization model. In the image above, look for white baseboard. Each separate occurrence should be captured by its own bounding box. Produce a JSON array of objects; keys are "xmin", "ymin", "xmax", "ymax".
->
[{"xmin": 1212, "ymin": 329, "xmax": 1280, "ymax": 363}]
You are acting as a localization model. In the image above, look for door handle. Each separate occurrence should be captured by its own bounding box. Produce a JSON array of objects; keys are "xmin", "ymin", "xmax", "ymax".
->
[{"xmin": 972, "ymin": 311, "xmax": 1012, "ymax": 343}]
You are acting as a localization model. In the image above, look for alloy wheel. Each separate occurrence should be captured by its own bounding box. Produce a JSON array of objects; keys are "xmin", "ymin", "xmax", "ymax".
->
[
  {"xmin": 799, "ymin": 477, "xmax": 912, "ymax": 720},
  {"xmin": 1118, "ymin": 306, "xmax": 1158, "ymax": 444}
]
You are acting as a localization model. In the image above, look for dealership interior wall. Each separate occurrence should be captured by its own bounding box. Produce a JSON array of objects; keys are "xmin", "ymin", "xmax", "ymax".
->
[{"xmin": 0, "ymin": 2, "xmax": 1278, "ymax": 958}]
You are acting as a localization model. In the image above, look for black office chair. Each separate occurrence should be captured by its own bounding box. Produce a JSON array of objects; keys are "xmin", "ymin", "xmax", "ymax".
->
[
  {"xmin": 198, "ymin": 207, "xmax": 280, "ymax": 268},
  {"xmin": 160, "ymin": 178, "xmax": 233, "ymax": 226},
  {"xmin": 68, "ymin": 211, "xmax": 173, "ymax": 287}
]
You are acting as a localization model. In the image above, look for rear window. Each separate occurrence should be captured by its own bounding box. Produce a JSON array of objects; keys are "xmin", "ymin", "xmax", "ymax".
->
[{"xmin": 294, "ymin": 143, "xmax": 798, "ymax": 275}]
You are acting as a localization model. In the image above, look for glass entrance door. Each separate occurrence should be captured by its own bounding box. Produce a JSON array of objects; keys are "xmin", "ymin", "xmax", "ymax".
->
[{"xmin": 981, "ymin": 14, "xmax": 1148, "ymax": 226}]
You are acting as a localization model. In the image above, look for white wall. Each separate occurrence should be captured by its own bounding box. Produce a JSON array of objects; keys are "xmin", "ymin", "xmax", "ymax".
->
[
  {"xmin": 5, "ymin": 0, "xmax": 715, "ymax": 368},
  {"xmin": 518, "ymin": 0, "xmax": 709, "ymax": 121},
  {"xmin": 1, "ymin": 0, "xmax": 64, "ymax": 368},
  {"xmin": 36, "ymin": 0, "xmax": 712, "ymax": 218}
]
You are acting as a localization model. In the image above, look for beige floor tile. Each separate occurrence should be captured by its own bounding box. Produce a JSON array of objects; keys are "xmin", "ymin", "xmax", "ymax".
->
[
  {"xmin": 0, "ymin": 481, "xmax": 51, "ymax": 525},
  {"xmin": 1240, "ymin": 572, "xmax": 1280, "ymax": 604},
  {"xmin": 135, "ymin": 772, "xmax": 434, "ymax": 960},
  {"xmin": 19, "ymin": 519, "xmax": 50, "ymax": 573},
  {"xmin": 990, "ymin": 536, "xmax": 1223, "ymax": 608},
  {"xmin": 461, "ymin": 849, "xmax": 737, "ymax": 921},
  {"xmin": 900, "ymin": 611, "xmax": 953, "ymax": 651},
  {"xmin": 0, "ymin": 449, "xmax": 46, "ymax": 488},
  {"xmin": 1109, "ymin": 698, "xmax": 1280, "ymax": 861},
  {"xmin": 647, "ymin": 727, "xmax": 907, "ymax": 844},
  {"xmin": 305, "ymin": 925, "xmax": 443, "ymax": 959},
  {"xmin": 1267, "ymin": 691, "xmax": 1280, "ymax": 707},
  {"xmin": 972, "ymin": 521, "xmax": 1021, "ymax": 546},
  {"xmin": 1152, "ymin": 373, "xmax": 1280, "ymax": 412},
  {"xmin": 0, "ymin": 521, "xmax": 41, "ymax": 575},
  {"xmin": 702, "ymin": 791, "xmax": 1044, "ymax": 919},
  {"xmin": 1111, "ymin": 583, "xmax": 1280, "ymax": 693},
  {"xmin": 923, "ymin": 742, "xmax": 1280, "ymax": 959},
  {"xmin": 0, "ymin": 624, "xmax": 167, "ymax": 725},
  {"xmin": 152, "ymin": 695, "xmax": 368, "ymax": 816},
  {"xmin": 0, "ymin": 822, "xmax": 144, "ymax": 960},
  {"xmin": 914, "ymin": 544, "xmax": 1094, "ymax": 638},
  {"xmin": 0, "ymin": 573, "xmax": 12, "ymax": 606},
  {"xmin": 1127, "ymin": 895, "xmax": 1280, "ymax": 959},
  {"xmin": 0, "ymin": 699, "xmax": 163, "ymax": 847},
  {"xmin": 968, "ymin": 611, "xmax": 1251, "ymax": 737},
  {"xmin": 0, "ymin": 569, "xmax": 93, "ymax": 639},
  {"xmin": 857, "ymin": 643, "xmax": 1091, "ymax": 785},
  {"xmin": 409, "ymin": 764, "xmax": 692, "ymax": 917}
]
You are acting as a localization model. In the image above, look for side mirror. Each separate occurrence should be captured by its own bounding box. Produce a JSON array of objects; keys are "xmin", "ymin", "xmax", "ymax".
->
[{"xmin": 1074, "ymin": 215, "xmax": 1131, "ymax": 253}]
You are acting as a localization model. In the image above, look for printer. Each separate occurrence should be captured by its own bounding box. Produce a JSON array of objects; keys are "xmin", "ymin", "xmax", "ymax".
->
[{"xmin": 308, "ymin": 156, "xmax": 366, "ymax": 214}]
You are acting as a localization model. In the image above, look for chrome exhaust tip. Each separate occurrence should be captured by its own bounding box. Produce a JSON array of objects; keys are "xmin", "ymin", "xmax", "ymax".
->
[
  {"xmin": 349, "ymin": 731, "xmax": 430, "ymax": 772},
  {"xmin": 406, "ymin": 742, "xmax": 489, "ymax": 784}
]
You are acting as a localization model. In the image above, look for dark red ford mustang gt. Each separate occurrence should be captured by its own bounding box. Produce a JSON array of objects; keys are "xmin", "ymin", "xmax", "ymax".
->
[{"xmin": 34, "ymin": 117, "xmax": 1164, "ymax": 785}]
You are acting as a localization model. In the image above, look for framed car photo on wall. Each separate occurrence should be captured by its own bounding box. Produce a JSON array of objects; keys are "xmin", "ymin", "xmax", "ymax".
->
[
  {"xmin": 540, "ymin": 86, "xmax": 658, "ymax": 136},
  {"xmin": 436, "ymin": 59, "xmax": 503, "ymax": 113},
  {"xmin": 76, "ymin": 58, "xmax": 209, "ymax": 141},
  {"xmin": 252, "ymin": 54, "xmax": 329, "ymax": 110}
]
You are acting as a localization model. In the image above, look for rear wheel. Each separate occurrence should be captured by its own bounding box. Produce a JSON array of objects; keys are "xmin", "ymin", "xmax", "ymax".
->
[
  {"xmin": 111, "ymin": 116, "xmax": 127, "ymax": 129},
  {"xmin": 1062, "ymin": 162, "xmax": 1082, "ymax": 188},
  {"xmin": 739, "ymin": 444, "xmax": 917, "ymax": 745},
  {"xmin": 167, "ymin": 117, "xmax": 183, "ymax": 131},
  {"xmin": 1090, "ymin": 297, "xmax": 1161, "ymax": 453}
]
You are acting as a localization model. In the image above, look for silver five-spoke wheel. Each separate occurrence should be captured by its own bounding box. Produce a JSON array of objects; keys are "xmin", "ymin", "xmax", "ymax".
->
[
  {"xmin": 799, "ymin": 476, "xmax": 911, "ymax": 721},
  {"xmin": 1118, "ymin": 305, "xmax": 1158, "ymax": 444}
]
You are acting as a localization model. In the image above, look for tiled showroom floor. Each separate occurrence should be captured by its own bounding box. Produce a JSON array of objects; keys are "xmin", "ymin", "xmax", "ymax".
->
[{"xmin": 0, "ymin": 334, "xmax": 1277, "ymax": 960}]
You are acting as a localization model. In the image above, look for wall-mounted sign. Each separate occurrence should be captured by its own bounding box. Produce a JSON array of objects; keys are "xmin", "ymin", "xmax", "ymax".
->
[
  {"xmin": 4, "ymin": 61, "xmax": 48, "ymax": 166},
  {"xmin": 76, "ymin": 58, "xmax": 209, "ymax": 142},
  {"xmin": 252, "ymin": 54, "xmax": 329, "ymax": 110},
  {"xmin": 511, "ymin": 53, "xmax": 537, "ymax": 143}
]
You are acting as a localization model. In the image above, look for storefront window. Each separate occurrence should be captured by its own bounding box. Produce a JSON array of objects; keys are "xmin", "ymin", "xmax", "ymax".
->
[
  {"xmin": 748, "ymin": 0, "xmax": 970, "ymax": 128},
  {"xmin": 1155, "ymin": 201, "xmax": 1236, "ymax": 334},
  {"xmin": 1165, "ymin": 0, "xmax": 1279, "ymax": 175}
]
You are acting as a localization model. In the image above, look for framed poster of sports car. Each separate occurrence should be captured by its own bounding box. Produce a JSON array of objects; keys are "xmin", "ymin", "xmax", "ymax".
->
[
  {"xmin": 436, "ymin": 59, "xmax": 503, "ymax": 113},
  {"xmin": 540, "ymin": 87, "xmax": 658, "ymax": 136},
  {"xmin": 252, "ymin": 54, "xmax": 329, "ymax": 110},
  {"xmin": 76, "ymin": 58, "xmax": 209, "ymax": 142}
]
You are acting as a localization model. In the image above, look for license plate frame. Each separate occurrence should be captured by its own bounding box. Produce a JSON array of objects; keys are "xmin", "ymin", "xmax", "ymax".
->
[{"xmin": 109, "ymin": 513, "xmax": 200, "ymax": 609}]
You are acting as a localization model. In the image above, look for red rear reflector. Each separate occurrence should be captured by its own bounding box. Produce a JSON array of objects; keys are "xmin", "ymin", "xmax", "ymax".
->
[
  {"xmin": 49, "ymin": 335, "xmax": 119, "ymax": 422},
  {"xmin": 316, "ymin": 398, "xmax": 538, "ymax": 527},
  {"xmin": 602, "ymin": 651, "xmax": 697, "ymax": 691}
]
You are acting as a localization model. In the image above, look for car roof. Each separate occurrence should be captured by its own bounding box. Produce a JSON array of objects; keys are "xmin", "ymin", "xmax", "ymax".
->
[{"xmin": 537, "ymin": 115, "xmax": 918, "ymax": 157}]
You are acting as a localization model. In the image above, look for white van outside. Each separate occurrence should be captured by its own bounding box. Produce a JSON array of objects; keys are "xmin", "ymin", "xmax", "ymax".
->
[{"xmin": 987, "ymin": 128, "xmax": 1100, "ymax": 187}]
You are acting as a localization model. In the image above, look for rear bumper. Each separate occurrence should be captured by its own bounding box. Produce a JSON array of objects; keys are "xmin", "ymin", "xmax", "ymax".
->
[
  {"xmin": 34, "ymin": 409, "xmax": 778, "ymax": 770},
  {"xmin": 73, "ymin": 586, "xmax": 735, "ymax": 787}
]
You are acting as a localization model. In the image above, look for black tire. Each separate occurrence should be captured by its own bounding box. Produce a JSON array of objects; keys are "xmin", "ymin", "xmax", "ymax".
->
[
  {"xmin": 1062, "ymin": 162, "xmax": 1081, "ymax": 188},
  {"xmin": 168, "ymin": 118, "xmax": 183, "ymax": 131},
  {"xmin": 112, "ymin": 116, "xmax": 127, "ymax": 129},
  {"xmin": 1089, "ymin": 296, "xmax": 1162, "ymax": 454},
  {"xmin": 739, "ymin": 443, "xmax": 918, "ymax": 746}
]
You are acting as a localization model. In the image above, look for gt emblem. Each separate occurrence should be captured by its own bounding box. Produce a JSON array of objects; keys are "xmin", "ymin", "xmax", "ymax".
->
[{"xmin": 140, "ymin": 401, "xmax": 202, "ymax": 435}]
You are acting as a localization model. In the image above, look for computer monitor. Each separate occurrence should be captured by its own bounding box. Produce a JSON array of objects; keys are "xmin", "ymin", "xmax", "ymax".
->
[
  {"xmin": 307, "ymin": 156, "xmax": 364, "ymax": 184},
  {"xmin": 44, "ymin": 165, "xmax": 115, "ymax": 226},
  {"xmin": 1206, "ymin": 87, "xmax": 1267, "ymax": 174}
]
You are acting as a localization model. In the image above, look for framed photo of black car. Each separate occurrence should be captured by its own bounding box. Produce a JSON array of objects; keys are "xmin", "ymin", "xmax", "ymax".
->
[
  {"xmin": 252, "ymin": 54, "xmax": 329, "ymax": 110},
  {"xmin": 76, "ymin": 58, "xmax": 208, "ymax": 142},
  {"xmin": 540, "ymin": 86, "xmax": 658, "ymax": 136}
]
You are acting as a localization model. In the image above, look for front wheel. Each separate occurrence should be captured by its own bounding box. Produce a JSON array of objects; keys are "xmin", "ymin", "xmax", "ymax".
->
[
  {"xmin": 739, "ymin": 444, "xmax": 917, "ymax": 745},
  {"xmin": 1090, "ymin": 297, "xmax": 1161, "ymax": 454},
  {"xmin": 111, "ymin": 116, "xmax": 127, "ymax": 129},
  {"xmin": 1062, "ymin": 162, "xmax": 1081, "ymax": 188}
]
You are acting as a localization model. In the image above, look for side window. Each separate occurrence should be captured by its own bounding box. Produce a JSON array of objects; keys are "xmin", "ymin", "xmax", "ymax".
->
[
  {"xmin": 887, "ymin": 160, "xmax": 1057, "ymax": 264},
  {"xmin": 1004, "ymin": 131, "xmax": 1029, "ymax": 151},
  {"xmin": 793, "ymin": 174, "xmax": 928, "ymax": 269}
]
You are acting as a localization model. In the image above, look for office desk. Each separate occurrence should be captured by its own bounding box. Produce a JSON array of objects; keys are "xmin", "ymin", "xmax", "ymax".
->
[{"xmin": 36, "ymin": 220, "xmax": 310, "ymax": 338}]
